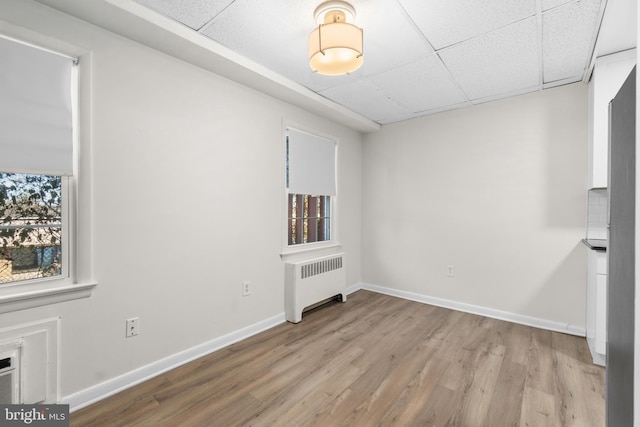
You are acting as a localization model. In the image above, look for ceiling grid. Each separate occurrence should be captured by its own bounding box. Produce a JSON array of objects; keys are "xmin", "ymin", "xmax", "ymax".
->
[{"xmin": 124, "ymin": 0, "xmax": 614, "ymax": 125}]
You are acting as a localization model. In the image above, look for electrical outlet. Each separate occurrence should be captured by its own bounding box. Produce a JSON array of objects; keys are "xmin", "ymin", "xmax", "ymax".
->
[
  {"xmin": 126, "ymin": 317, "xmax": 139, "ymax": 338},
  {"xmin": 447, "ymin": 265, "xmax": 455, "ymax": 277},
  {"xmin": 242, "ymin": 281, "xmax": 251, "ymax": 297}
]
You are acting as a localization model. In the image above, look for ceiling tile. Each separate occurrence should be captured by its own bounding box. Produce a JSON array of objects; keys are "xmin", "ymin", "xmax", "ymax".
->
[
  {"xmin": 133, "ymin": 0, "xmax": 235, "ymax": 30},
  {"xmin": 367, "ymin": 55, "xmax": 468, "ymax": 113},
  {"xmin": 351, "ymin": 0, "xmax": 434, "ymax": 75},
  {"xmin": 201, "ymin": 1, "xmax": 300, "ymax": 70},
  {"xmin": 320, "ymin": 80, "xmax": 413, "ymax": 124},
  {"xmin": 541, "ymin": 0, "xmax": 574, "ymax": 11},
  {"xmin": 202, "ymin": 1, "xmax": 283, "ymax": 53},
  {"xmin": 543, "ymin": 0, "xmax": 603, "ymax": 83},
  {"xmin": 439, "ymin": 17, "xmax": 540, "ymax": 101},
  {"xmin": 398, "ymin": 0, "xmax": 536, "ymax": 49}
]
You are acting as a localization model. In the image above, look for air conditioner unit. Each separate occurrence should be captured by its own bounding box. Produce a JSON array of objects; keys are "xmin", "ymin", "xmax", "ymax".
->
[{"xmin": 0, "ymin": 343, "xmax": 21, "ymax": 404}]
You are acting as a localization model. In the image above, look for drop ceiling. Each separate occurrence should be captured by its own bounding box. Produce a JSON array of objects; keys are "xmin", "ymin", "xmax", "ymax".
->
[
  {"xmin": 132, "ymin": 0, "xmax": 606, "ymax": 124},
  {"xmin": 33, "ymin": 0, "xmax": 636, "ymax": 130}
]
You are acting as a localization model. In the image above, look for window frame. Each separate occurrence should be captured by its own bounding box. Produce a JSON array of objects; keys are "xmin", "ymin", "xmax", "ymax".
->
[
  {"xmin": 0, "ymin": 173, "xmax": 70, "ymax": 287},
  {"xmin": 281, "ymin": 123, "xmax": 341, "ymax": 257},
  {"xmin": 0, "ymin": 31, "xmax": 95, "ymax": 314}
]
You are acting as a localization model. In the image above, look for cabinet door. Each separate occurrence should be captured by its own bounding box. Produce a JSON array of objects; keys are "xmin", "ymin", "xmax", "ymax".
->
[{"xmin": 586, "ymin": 251, "xmax": 596, "ymax": 341}]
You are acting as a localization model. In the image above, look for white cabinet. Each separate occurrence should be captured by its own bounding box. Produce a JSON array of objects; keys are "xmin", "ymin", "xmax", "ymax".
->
[
  {"xmin": 586, "ymin": 249, "xmax": 607, "ymax": 366},
  {"xmin": 588, "ymin": 49, "xmax": 636, "ymax": 188}
]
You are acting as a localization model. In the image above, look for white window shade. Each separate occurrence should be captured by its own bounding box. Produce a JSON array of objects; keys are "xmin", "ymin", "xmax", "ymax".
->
[
  {"xmin": 287, "ymin": 129, "xmax": 336, "ymax": 196},
  {"xmin": 0, "ymin": 37, "xmax": 74, "ymax": 176}
]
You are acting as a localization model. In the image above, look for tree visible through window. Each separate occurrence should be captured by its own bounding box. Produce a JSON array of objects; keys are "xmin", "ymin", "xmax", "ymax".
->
[
  {"xmin": 288, "ymin": 194, "xmax": 330, "ymax": 245},
  {"xmin": 0, "ymin": 173, "xmax": 63, "ymax": 284}
]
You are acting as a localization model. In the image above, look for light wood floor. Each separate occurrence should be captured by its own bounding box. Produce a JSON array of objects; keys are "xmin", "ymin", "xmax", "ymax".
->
[{"xmin": 71, "ymin": 290, "xmax": 605, "ymax": 426}]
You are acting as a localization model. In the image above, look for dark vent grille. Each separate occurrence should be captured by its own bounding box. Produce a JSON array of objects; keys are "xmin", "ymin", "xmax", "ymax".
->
[{"xmin": 301, "ymin": 256, "xmax": 343, "ymax": 279}]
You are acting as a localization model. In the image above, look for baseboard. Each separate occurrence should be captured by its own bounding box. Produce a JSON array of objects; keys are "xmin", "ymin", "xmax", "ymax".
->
[
  {"xmin": 359, "ymin": 283, "xmax": 586, "ymax": 337},
  {"xmin": 586, "ymin": 336, "xmax": 606, "ymax": 366},
  {"xmin": 62, "ymin": 312, "xmax": 286, "ymax": 412},
  {"xmin": 346, "ymin": 282, "xmax": 364, "ymax": 295}
]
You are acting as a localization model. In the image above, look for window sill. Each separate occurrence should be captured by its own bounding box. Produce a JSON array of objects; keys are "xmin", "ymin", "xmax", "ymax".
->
[
  {"xmin": 280, "ymin": 243, "xmax": 343, "ymax": 263},
  {"xmin": 0, "ymin": 282, "xmax": 96, "ymax": 314}
]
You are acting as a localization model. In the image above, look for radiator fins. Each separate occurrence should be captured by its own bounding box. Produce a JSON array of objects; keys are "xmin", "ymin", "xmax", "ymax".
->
[{"xmin": 300, "ymin": 256, "xmax": 343, "ymax": 279}]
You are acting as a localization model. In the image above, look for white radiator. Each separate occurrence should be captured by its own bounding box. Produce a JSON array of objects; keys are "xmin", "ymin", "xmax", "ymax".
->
[{"xmin": 285, "ymin": 253, "xmax": 347, "ymax": 323}]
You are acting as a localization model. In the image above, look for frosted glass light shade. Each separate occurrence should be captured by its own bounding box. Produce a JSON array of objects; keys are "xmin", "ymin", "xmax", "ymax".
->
[{"xmin": 308, "ymin": 22, "xmax": 363, "ymax": 75}]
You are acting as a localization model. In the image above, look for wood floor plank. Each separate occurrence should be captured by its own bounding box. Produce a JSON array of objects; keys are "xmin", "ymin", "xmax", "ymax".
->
[
  {"xmin": 69, "ymin": 374, "xmax": 170, "ymax": 426},
  {"xmin": 248, "ymin": 344, "xmax": 366, "ymax": 425},
  {"xmin": 411, "ymin": 385, "xmax": 462, "ymax": 426},
  {"xmin": 553, "ymin": 349, "xmax": 605, "ymax": 427},
  {"xmin": 376, "ymin": 355, "xmax": 451, "ymax": 426},
  {"xmin": 447, "ymin": 346, "xmax": 505, "ymax": 426},
  {"xmin": 525, "ymin": 327, "xmax": 555, "ymax": 395},
  {"xmin": 484, "ymin": 359, "xmax": 527, "ymax": 426},
  {"xmin": 264, "ymin": 363, "xmax": 365, "ymax": 427},
  {"xmin": 520, "ymin": 386, "xmax": 556, "ymax": 427},
  {"xmin": 71, "ymin": 290, "xmax": 604, "ymax": 426},
  {"xmin": 438, "ymin": 346, "xmax": 477, "ymax": 392},
  {"xmin": 505, "ymin": 323, "xmax": 533, "ymax": 365},
  {"xmin": 341, "ymin": 344, "xmax": 438, "ymax": 425}
]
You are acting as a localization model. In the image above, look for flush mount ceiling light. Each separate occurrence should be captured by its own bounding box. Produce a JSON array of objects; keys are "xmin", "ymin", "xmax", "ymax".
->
[{"xmin": 308, "ymin": 1, "xmax": 363, "ymax": 76}]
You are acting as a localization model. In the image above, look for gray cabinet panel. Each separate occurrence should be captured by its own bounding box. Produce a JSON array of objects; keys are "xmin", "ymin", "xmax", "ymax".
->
[{"xmin": 607, "ymin": 66, "xmax": 635, "ymax": 426}]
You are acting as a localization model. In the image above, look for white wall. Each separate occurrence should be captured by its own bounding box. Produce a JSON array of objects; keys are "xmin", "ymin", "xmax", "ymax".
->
[
  {"xmin": 0, "ymin": 0, "xmax": 362, "ymax": 401},
  {"xmin": 362, "ymin": 84, "xmax": 588, "ymax": 329}
]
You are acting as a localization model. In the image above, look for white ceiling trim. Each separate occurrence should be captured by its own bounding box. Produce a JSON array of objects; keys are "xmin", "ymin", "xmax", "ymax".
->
[
  {"xmin": 536, "ymin": 0, "xmax": 544, "ymax": 91},
  {"xmin": 584, "ymin": 0, "xmax": 609, "ymax": 82}
]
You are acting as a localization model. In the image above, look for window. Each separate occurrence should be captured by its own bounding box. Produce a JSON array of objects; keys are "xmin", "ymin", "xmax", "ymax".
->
[
  {"xmin": 285, "ymin": 128, "xmax": 336, "ymax": 247},
  {"xmin": 288, "ymin": 194, "xmax": 330, "ymax": 245},
  {"xmin": 0, "ymin": 36, "xmax": 74, "ymax": 286},
  {"xmin": 0, "ymin": 173, "xmax": 64, "ymax": 284}
]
